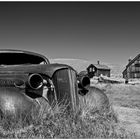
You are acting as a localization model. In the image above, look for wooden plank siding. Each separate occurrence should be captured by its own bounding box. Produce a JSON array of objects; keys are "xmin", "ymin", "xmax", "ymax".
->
[
  {"xmin": 96, "ymin": 69, "xmax": 110, "ymax": 77},
  {"xmin": 123, "ymin": 54, "xmax": 140, "ymax": 79},
  {"xmin": 87, "ymin": 63, "xmax": 111, "ymax": 78}
]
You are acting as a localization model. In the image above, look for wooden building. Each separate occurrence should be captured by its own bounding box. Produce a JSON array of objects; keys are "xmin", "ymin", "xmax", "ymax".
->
[
  {"xmin": 87, "ymin": 61, "xmax": 111, "ymax": 78},
  {"xmin": 123, "ymin": 54, "xmax": 140, "ymax": 79}
]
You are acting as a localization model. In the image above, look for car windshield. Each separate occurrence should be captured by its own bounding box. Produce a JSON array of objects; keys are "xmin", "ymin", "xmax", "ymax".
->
[{"xmin": 0, "ymin": 52, "xmax": 48, "ymax": 65}]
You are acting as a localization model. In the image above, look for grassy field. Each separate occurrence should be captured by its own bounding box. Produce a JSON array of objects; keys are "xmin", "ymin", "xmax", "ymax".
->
[
  {"xmin": 94, "ymin": 83, "xmax": 140, "ymax": 109},
  {"xmin": 0, "ymin": 110, "xmax": 132, "ymax": 138},
  {"xmin": 93, "ymin": 82, "xmax": 140, "ymax": 138},
  {"xmin": 0, "ymin": 83, "xmax": 137, "ymax": 138}
]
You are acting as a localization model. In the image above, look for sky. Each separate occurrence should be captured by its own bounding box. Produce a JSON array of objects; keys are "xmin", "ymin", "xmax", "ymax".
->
[{"xmin": 0, "ymin": 2, "xmax": 140, "ymax": 65}]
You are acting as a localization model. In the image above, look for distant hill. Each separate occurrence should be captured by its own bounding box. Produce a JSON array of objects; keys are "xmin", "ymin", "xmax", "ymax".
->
[
  {"xmin": 50, "ymin": 58, "xmax": 93, "ymax": 73},
  {"xmin": 50, "ymin": 58, "xmax": 124, "ymax": 78}
]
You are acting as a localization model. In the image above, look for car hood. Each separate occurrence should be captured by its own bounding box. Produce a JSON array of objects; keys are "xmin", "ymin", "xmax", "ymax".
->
[{"xmin": 0, "ymin": 63, "xmax": 76, "ymax": 78}]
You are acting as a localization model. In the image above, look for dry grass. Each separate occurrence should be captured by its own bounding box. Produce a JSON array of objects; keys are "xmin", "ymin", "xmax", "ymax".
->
[
  {"xmin": 91, "ymin": 82, "xmax": 140, "ymax": 138},
  {"xmin": 0, "ymin": 94, "xmax": 136, "ymax": 138},
  {"xmin": 94, "ymin": 83, "xmax": 140, "ymax": 109}
]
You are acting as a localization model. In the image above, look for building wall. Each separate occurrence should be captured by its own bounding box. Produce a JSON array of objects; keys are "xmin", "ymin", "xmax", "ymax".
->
[
  {"xmin": 87, "ymin": 65, "xmax": 110, "ymax": 78},
  {"xmin": 87, "ymin": 65, "xmax": 97, "ymax": 78},
  {"xmin": 124, "ymin": 55, "xmax": 140, "ymax": 79},
  {"xmin": 95, "ymin": 69, "xmax": 110, "ymax": 77}
]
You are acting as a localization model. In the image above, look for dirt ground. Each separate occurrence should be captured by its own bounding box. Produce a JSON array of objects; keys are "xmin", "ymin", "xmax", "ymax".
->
[{"xmin": 92, "ymin": 83, "xmax": 140, "ymax": 138}]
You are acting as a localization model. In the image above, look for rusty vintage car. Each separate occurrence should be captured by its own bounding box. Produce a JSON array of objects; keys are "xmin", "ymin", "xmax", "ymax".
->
[
  {"xmin": 0, "ymin": 49, "xmax": 92, "ymax": 119},
  {"xmin": 0, "ymin": 49, "xmax": 110, "ymax": 122}
]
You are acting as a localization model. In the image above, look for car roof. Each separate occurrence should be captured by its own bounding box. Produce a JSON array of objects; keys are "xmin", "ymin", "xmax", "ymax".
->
[{"xmin": 0, "ymin": 49, "xmax": 50, "ymax": 64}]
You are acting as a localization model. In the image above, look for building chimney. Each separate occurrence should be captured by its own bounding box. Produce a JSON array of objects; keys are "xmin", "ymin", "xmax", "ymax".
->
[{"xmin": 97, "ymin": 60, "xmax": 100, "ymax": 65}]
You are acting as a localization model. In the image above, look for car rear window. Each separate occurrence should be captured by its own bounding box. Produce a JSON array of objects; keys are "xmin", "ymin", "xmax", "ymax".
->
[{"xmin": 0, "ymin": 53, "xmax": 47, "ymax": 65}]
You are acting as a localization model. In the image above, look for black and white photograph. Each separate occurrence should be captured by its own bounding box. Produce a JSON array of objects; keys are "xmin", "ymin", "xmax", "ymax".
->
[{"xmin": 0, "ymin": 1, "xmax": 140, "ymax": 138}]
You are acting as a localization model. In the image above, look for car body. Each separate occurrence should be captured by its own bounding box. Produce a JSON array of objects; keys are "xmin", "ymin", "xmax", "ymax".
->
[
  {"xmin": 0, "ymin": 49, "xmax": 92, "ymax": 120},
  {"xmin": 0, "ymin": 49, "xmax": 111, "ymax": 124}
]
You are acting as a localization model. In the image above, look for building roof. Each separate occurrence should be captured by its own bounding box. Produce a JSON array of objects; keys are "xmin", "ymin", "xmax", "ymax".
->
[
  {"xmin": 122, "ymin": 53, "xmax": 140, "ymax": 74},
  {"xmin": 94, "ymin": 64, "xmax": 110, "ymax": 70},
  {"xmin": 126, "ymin": 54, "xmax": 140, "ymax": 68},
  {"xmin": 88, "ymin": 64, "xmax": 110, "ymax": 70}
]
